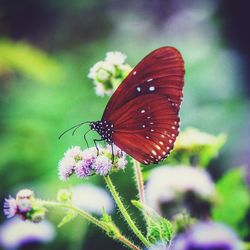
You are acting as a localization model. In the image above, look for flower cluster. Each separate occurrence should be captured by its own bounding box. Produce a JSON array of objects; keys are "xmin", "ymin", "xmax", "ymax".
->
[
  {"xmin": 88, "ymin": 51, "xmax": 132, "ymax": 96},
  {"xmin": 171, "ymin": 221, "xmax": 242, "ymax": 250},
  {"xmin": 58, "ymin": 145, "xmax": 128, "ymax": 181},
  {"xmin": 149, "ymin": 221, "xmax": 242, "ymax": 250},
  {"xmin": 145, "ymin": 165, "xmax": 216, "ymax": 218},
  {"xmin": 169, "ymin": 127, "xmax": 227, "ymax": 167},
  {"xmin": 0, "ymin": 218, "xmax": 55, "ymax": 250},
  {"xmin": 3, "ymin": 189, "xmax": 46, "ymax": 223}
]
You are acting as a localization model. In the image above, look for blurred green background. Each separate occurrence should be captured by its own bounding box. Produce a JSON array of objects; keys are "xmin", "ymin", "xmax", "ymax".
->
[{"xmin": 0, "ymin": 0, "xmax": 249, "ymax": 249}]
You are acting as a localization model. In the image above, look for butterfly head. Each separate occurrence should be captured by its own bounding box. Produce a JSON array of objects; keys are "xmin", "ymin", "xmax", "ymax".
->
[{"xmin": 90, "ymin": 120, "xmax": 114, "ymax": 143}]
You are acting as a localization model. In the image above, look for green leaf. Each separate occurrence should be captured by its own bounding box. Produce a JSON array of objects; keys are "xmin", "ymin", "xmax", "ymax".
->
[
  {"xmin": 58, "ymin": 210, "xmax": 78, "ymax": 228},
  {"xmin": 147, "ymin": 217, "xmax": 173, "ymax": 245},
  {"xmin": 212, "ymin": 167, "xmax": 250, "ymax": 237},
  {"xmin": 0, "ymin": 39, "xmax": 63, "ymax": 84},
  {"xmin": 101, "ymin": 207, "xmax": 112, "ymax": 223},
  {"xmin": 131, "ymin": 200, "xmax": 173, "ymax": 244}
]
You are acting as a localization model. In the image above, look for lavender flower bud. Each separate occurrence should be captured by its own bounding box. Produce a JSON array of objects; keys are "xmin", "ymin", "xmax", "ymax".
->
[
  {"xmin": 92, "ymin": 155, "xmax": 112, "ymax": 176},
  {"xmin": 3, "ymin": 196, "xmax": 17, "ymax": 219}
]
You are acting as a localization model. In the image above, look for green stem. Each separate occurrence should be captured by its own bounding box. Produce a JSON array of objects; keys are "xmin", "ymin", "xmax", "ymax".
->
[
  {"xmin": 104, "ymin": 176, "xmax": 151, "ymax": 248},
  {"xmin": 41, "ymin": 200, "xmax": 141, "ymax": 250},
  {"xmin": 42, "ymin": 200, "xmax": 107, "ymax": 230},
  {"xmin": 133, "ymin": 159, "xmax": 145, "ymax": 205}
]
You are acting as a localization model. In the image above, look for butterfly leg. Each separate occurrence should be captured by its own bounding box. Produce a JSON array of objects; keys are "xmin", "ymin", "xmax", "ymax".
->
[
  {"xmin": 84, "ymin": 129, "xmax": 91, "ymax": 148},
  {"xmin": 111, "ymin": 143, "xmax": 114, "ymax": 164},
  {"xmin": 94, "ymin": 139, "xmax": 103, "ymax": 156}
]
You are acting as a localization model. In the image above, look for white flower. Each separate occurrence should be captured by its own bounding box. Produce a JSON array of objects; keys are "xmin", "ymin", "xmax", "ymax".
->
[
  {"xmin": 58, "ymin": 146, "xmax": 84, "ymax": 181},
  {"xmin": 16, "ymin": 199, "xmax": 32, "ymax": 213},
  {"xmin": 175, "ymin": 127, "xmax": 226, "ymax": 149},
  {"xmin": 94, "ymin": 82, "xmax": 113, "ymax": 97},
  {"xmin": 16, "ymin": 189, "xmax": 34, "ymax": 200},
  {"xmin": 72, "ymin": 184, "xmax": 114, "ymax": 215},
  {"xmin": 96, "ymin": 68, "xmax": 110, "ymax": 82},
  {"xmin": 148, "ymin": 243, "xmax": 166, "ymax": 250},
  {"xmin": 117, "ymin": 157, "xmax": 128, "ymax": 170},
  {"xmin": 106, "ymin": 144, "xmax": 124, "ymax": 157},
  {"xmin": 88, "ymin": 61, "xmax": 115, "ymax": 79},
  {"xmin": 81, "ymin": 147, "xmax": 98, "ymax": 165},
  {"xmin": 92, "ymin": 155, "xmax": 112, "ymax": 176},
  {"xmin": 145, "ymin": 165, "xmax": 215, "ymax": 213},
  {"xmin": 105, "ymin": 51, "xmax": 127, "ymax": 65},
  {"xmin": 0, "ymin": 218, "xmax": 55, "ymax": 249},
  {"xmin": 58, "ymin": 157, "xmax": 75, "ymax": 181},
  {"xmin": 117, "ymin": 64, "xmax": 132, "ymax": 74},
  {"xmin": 64, "ymin": 146, "xmax": 82, "ymax": 160},
  {"xmin": 172, "ymin": 222, "xmax": 242, "ymax": 250}
]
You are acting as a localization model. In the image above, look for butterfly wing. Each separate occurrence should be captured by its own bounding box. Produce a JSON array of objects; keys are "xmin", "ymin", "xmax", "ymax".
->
[
  {"xmin": 102, "ymin": 46, "xmax": 184, "ymax": 121},
  {"xmin": 109, "ymin": 94, "xmax": 180, "ymax": 164}
]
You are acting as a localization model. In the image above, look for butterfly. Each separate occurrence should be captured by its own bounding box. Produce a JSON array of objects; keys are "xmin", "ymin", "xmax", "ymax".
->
[{"xmin": 89, "ymin": 47, "xmax": 185, "ymax": 165}]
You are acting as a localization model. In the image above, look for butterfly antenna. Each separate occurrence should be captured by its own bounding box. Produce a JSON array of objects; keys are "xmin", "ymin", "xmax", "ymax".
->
[{"xmin": 58, "ymin": 121, "xmax": 92, "ymax": 139}]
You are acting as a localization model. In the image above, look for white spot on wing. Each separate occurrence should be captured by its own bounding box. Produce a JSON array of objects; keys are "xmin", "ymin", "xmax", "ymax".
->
[
  {"xmin": 137, "ymin": 86, "xmax": 141, "ymax": 92},
  {"xmin": 150, "ymin": 129, "xmax": 155, "ymax": 132},
  {"xmin": 147, "ymin": 78, "xmax": 153, "ymax": 82},
  {"xmin": 155, "ymin": 145, "xmax": 161, "ymax": 150},
  {"xmin": 142, "ymin": 124, "xmax": 146, "ymax": 128},
  {"xmin": 146, "ymin": 136, "xmax": 150, "ymax": 139},
  {"xmin": 159, "ymin": 141, "xmax": 164, "ymax": 145},
  {"xmin": 152, "ymin": 150, "xmax": 157, "ymax": 156},
  {"xmin": 141, "ymin": 109, "xmax": 145, "ymax": 113},
  {"xmin": 149, "ymin": 86, "xmax": 155, "ymax": 92},
  {"xmin": 133, "ymin": 71, "xmax": 137, "ymax": 75}
]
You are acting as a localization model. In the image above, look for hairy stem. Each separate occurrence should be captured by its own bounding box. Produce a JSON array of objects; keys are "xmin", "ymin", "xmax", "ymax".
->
[
  {"xmin": 133, "ymin": 159, "xmax": 146, "ymax": 205},
  {"xmin": 42, "ymin": 200, "xmax": 141, "ymax": 250},
  {"xmin": 104, "ymin": 176, "xmax": 151, "ymax": 247}
]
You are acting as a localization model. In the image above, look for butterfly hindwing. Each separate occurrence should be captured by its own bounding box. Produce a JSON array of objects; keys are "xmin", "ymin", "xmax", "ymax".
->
[{"xmin": 109, "ymin": 94, "xmax": 180, "ymax": 164}]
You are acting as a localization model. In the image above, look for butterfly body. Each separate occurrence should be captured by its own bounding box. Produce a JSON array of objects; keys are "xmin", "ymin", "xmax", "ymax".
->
[
  {"xmin": 91, "ymin": 46, "xmax": 185, "ymax": 165},
  {"xmin": 90, "ymin": 121, "xmax": 114, "ymax": 143}
]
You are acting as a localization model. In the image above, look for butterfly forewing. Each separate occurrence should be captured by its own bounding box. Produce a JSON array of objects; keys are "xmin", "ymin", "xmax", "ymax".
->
[{"xmin": 102, "ymin": 46, "xmax": 184, "ymax": 120}]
